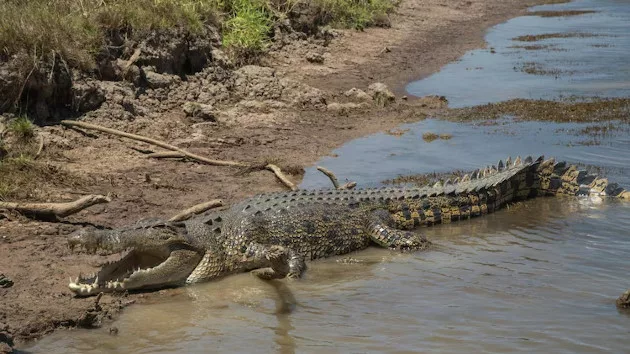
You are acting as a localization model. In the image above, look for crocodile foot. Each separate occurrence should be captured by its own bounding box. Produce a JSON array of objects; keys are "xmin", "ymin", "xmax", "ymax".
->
[{"xmin": 251, "ymin": 245, "xmax": 290, "ymax": 280}]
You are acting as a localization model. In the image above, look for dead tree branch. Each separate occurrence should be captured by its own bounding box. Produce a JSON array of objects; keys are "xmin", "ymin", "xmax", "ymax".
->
[
  {"xmin": 169, "ymin": 199, "xmax": 224, "ymax": 222},
  {"xmin": 0, "ymin": 194, "xmax": 111, "ymax": 219},
  {"xmin": 266, "ymin": 164, "xmax": 298, "ymax": 191},
  {"xmin": 146, "ymin": 151, "xmax": 186, "ymax": 159},
  {"xmin": 60, "ymin": 120, "xmax": 299, "ymax": 190},
  {"xmin": 316, "ymin": 166, "xmax": 356, "ymax": 190},
  {"xmin": 60, "ymin": 120, "xmax": 247, "ymax": 167}
]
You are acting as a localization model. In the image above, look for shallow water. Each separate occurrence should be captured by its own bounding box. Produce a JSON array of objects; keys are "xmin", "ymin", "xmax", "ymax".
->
[
  {"xmin": 406, "ymin": 0, "xmax": 630, "ymax": 107},
  {"xmin": 24, "ymin": 0, "xmax": 630, "ymax": 353}
]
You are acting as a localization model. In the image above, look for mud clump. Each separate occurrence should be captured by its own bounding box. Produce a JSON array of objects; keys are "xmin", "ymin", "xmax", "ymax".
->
[
  {"xmin": 513, "ymin": 32, "xmax": 601, "ymax": 42},
  {"xmin": 525, "ymin": 10, "xmax": 597, "ymax": 17},
  {"xmin": 422, "ymin": 132, "xmax": 452, "ymax": 142},
  {"xmin": 447, "ymin": 98, "xmax": 630, "ymax": 123},
  {"xmin": 617, "ymin": 289, "xmax": 630, "ymax": 309}
]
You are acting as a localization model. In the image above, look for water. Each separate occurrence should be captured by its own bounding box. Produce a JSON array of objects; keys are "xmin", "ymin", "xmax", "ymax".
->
[
  {"xmin": 24, "ymin": 0, "xmax": 630, "ymax": 353},
  {"xmin": 406, "ymin": 0, "xmax": 630, "ymax": 107}
]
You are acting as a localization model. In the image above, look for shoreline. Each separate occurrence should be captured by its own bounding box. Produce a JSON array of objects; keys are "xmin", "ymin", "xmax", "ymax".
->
[{"xmin": 0, "ymin": 0, "xmax": 573, "ymax": 351}]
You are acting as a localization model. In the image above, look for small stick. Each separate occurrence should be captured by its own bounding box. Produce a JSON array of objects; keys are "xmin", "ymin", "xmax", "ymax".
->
[
  {"xmin": 317, "ymin": 166, "xmax": 356, "ymax": 190},
  {"xmin": 316, "ymin": 166, "xmax": 340, "ymax": 189},
  {"xmin": 34, "ymin": 134, "xmax": 45, "ymax": 159},
  {"xmin": 147, "ymin": 151, "xmax": 186, "ymax": 159},
  {"xmin": 266, "ymin": 164, "xmax": 297, "ymax": 191},
  {"xmin": 0, "ymin": 194, "xmax": 111, "ymax": 218},
  {"xmin": 341, "ymin": 181, "xmax": 357, "ymax": 190},
  {"xmin": 169, "ymin": 199, "xmax": 223, "ymax": 222}
]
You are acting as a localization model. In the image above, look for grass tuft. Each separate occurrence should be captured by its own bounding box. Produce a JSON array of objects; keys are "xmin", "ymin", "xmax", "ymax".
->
[
  {"xmin": 222, "ymin": 0, "xmax": 273, "ymax": 61},
  {"xmin": 8, "ymin": 115, "xmax": 35, "ymax": 140},
  {"xmin": 315, "ymin": 0, "xmax": 396, "ymax": 30}
]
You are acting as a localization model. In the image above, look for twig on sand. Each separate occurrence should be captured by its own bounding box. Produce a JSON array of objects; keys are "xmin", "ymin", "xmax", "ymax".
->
[
  {"xmin": 266, "ymin": 164, "xmax": 298, "ymax": 191},
  {"xmin": 34, "ymin": 134, "xmax": 45, "ymax": 159},
  {"xmin": 0, "ymin": 194, "xmax": 111, "ymax": 219},
  {"xmin": 316, "ymin": 166, "xmax": 356, "ymax": 190},
  {"xmin": 146, "ymin": 151, "xmax": 186, "ymax": 159},
  {"xmin": 169, "ymin": 199, "xmax": 224, "ymax": 222}
]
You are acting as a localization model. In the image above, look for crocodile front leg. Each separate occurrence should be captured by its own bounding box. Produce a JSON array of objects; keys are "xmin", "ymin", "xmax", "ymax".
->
[
  {"xmin": 368, "ymin": 210, "xmax": 431, "ymax": 252},
  {"xmin": 242, "ymin": 243, "xmax": 291, "ymax": 280}
]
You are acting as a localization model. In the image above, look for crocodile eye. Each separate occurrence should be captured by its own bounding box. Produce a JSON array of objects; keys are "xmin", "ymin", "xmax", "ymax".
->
[{"xmin": 240, "ymin": 245, "xmax": 247, "ymax": 254}]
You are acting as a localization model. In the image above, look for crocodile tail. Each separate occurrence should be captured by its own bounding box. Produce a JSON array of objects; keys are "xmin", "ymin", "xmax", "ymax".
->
[{"xmin": 536, "ymin": 158, "xmax": 629, "ymax": 199}]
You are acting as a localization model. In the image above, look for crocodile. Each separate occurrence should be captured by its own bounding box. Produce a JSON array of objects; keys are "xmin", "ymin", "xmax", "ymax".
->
[{"xmin": 68, "ymin": 156, "xmax": 629, "ymax": 296}]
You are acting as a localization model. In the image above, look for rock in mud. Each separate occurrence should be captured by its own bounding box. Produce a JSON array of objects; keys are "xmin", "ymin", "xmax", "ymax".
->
[
  {"xmin": 344, "ymin": 88, "xmax": 372, "ymax": 102},
  {"xmin": 72, "ymin": 80, "xmax": 106, "ymax": 113},
  {"xmin": 367, "ymin": 82, "xmax": 396, "ymax": 107},
  {"xmin": 0, "ymin": 323, "xmax": 13, "ymax": 354},
  {"xmin": 616, "ymin": 289, "xmax": 630, "ymax": 309},
  {"xmin": 144, "ymin": 70, "xmax": 179, "ymax": 89},
  {"xmin": 327, "ymin": 102, "xmax": 367, "ymax": 113},
  {"xmin": 306, "ymin": 52, "xmax": 325, "ymax": 64},
  {"xmin": 183, "ymin": 102, "xmax": 216, "ymax": 121},
  {"xmin": 0, "ymin": 274, "xmax": 13, "ymax": 288}
]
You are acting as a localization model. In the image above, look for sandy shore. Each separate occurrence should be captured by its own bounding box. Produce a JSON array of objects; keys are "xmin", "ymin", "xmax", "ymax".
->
[{"xmin": 0, "ymin": 0, "xmax": 566, "ymax": 351}]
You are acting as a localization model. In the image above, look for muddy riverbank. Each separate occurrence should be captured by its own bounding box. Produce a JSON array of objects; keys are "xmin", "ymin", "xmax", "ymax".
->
[{"xmin": 1, "ymin": 0, "xmax": 622, "ymax": 351}]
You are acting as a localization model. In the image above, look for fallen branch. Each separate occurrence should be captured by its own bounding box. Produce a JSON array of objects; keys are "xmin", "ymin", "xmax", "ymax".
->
[
  {"xmin": 342, "ymin": 181, "xmax": 357, "ymax": 190},
  {"xmin": 169, "ymin": 199, "xmax": 224, "ymax": 222},
  {"xmin": 60, "ymin": 120, "xmax": 299, "ymax": 191},
  {"xmin": 316, "ymin": 166, "xmax": 357, "ymax": 190},
  {"xmin": 147, "ymin": 151, "xmax": 186, "ymax": 159},
  {"xmin": 60, "ymin": 120, "xmax": 247, "ymax": 167},
  {"xmin": 0, "ymin": 194, "xmax": 111, "ymax": 218},
  {"xmin": 266, "ymin": 164, "xmax": 298, "ymax": 191},
  {"xmin": 317, "ymin": 166, "xmax": 340, "ymax": 189}
]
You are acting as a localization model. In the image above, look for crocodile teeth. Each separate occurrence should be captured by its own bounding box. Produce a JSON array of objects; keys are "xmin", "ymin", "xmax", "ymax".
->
[{"xmin": 514, "ymin": 156, "xmax": 522, "ymax": 166}]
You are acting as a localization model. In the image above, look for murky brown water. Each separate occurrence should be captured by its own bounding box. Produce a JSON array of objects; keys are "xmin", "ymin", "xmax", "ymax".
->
[{"xmin": 24, "ymin": 0, "xmax": 630, "ymax": 353}]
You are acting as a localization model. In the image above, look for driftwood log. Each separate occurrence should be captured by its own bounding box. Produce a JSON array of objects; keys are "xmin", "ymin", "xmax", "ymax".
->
[
  {"xmin": 0, "ymin": 194, "xmax": 111, "ymax": 218},
  {"xmin": 169, "ymin": 199, "xmax": 223, "ymax": 222},
  {"xmin": 316, "ymin": 166, "xmax": 357, "ymax": 190}
]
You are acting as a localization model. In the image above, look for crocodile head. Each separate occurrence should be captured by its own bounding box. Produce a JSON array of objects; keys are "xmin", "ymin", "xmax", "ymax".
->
[{"xmin": 67, "ymin": 223, "xmax": 204, "ymax": 296}]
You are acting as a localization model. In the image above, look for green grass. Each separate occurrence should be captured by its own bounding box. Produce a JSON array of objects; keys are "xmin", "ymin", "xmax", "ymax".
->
[
  {"xmin": 222, "ymin": 0, "xmax": 273, "ymax": 61},
  {"xmin": 8, "ymin": 115, "xmax": 35, "ymax": 140},
  {"xmin": 315, "ymin": 0, "xmax": 396, "ymax": 29},
  {"xmin": 0, "ymin": 0, "xmax": 396, "ymax": 70}
]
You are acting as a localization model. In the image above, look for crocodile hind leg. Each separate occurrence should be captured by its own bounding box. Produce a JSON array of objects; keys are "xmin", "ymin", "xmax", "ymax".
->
[
  {"xmin": 368, "ymin": 210, "xmax": 430, "ymax": 251},
  {"xmin": 243, "ymin": 243, "xmax": 292, "ymax": 280}
]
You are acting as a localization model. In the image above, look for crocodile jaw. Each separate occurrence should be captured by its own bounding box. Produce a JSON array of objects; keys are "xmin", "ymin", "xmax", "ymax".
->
[{"xmin": 69, "ymin": 249, "xmax": 170, "ymax": 296}]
